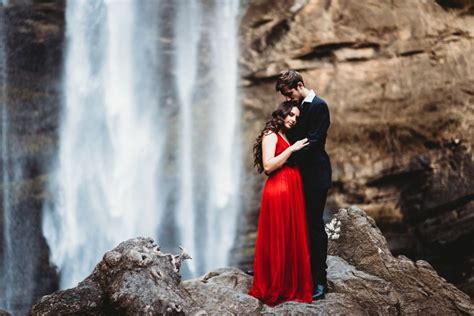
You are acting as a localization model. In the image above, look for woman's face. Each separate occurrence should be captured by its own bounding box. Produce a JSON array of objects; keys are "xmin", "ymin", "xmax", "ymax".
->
[{"xmin": 283, "ymin": 106, "xmax": 300, "ymax": 130}]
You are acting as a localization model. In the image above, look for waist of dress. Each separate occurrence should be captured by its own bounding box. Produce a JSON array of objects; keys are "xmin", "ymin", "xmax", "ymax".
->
[{"xmin": 269, "ymin": 165, "xmax": 301, "ymax": 177}]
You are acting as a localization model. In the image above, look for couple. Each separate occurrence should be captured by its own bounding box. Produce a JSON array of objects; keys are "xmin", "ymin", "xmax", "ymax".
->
[{"xmin": 249, "ymin": 69, "xmax": 332, "ymax": 305}]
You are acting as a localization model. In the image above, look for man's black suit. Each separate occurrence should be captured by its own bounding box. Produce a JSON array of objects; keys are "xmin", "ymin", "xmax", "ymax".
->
[{"xmin": 287, "ymin": 93, "xmax": 332, "ymax": 287}]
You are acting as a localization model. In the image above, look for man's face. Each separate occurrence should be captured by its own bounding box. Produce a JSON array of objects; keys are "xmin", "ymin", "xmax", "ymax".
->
[{"xmin": 280, "ymin": 84, "xmax": 304, "ymax": 102}]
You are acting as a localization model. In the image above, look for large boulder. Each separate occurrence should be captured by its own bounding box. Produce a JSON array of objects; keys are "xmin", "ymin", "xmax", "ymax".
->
[
  {"xmin": 31, "ymin": 237, "xmax": 194, "ymax": 315},
  {"xmin": 327, "ymin": 206, "xmax": 474, "ymax": 315},
  {"xmin": 31, "ymin": 208, "xmax": 474, "ymax": 315}
]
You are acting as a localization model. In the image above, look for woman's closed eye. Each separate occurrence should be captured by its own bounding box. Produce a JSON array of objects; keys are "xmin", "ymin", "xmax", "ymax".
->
[{"xmin": 289, "ymin": 113, "xmax": 299, "ymax": 121}]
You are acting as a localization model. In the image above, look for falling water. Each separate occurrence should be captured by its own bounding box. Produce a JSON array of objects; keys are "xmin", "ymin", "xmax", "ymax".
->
[
  {"xmin": 43, "ymin": 0, "xmax": 241, "ymax": 289},
  {"xmin": 174, "ymin": 0, "xmax": 200, "ymax": 275},
  {"xmin": 174, "ymin": 1, "xmax": 241, "ymax": 275},
  {"xmin": 42, "ymin": 0, "xmax": 163, "ymax": 289},
  {"xmin": 203, "ymin": 0, "xmax": 241, "ymax": 274}
]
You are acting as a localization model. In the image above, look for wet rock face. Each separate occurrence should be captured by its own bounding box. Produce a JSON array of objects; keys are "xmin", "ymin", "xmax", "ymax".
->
[
  {"xmin": 31, "ymin": 209, "xmax": 474, "ymax": 315},
  {"xmin": 236, "ymin": 0, "xmax": 474, "ymax": 296},
  {"xmin": 436, "ymin": 0, "xmax": 474, "ymax": 13},
  {"xmin": 0, "ymin": 1, "xmax": 64, "ymax": 313}
]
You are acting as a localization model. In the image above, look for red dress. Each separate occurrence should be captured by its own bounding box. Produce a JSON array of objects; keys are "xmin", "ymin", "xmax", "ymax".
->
[{"xmin": 249, "ymin": 132, "xmax": 313, "ymax": 305}]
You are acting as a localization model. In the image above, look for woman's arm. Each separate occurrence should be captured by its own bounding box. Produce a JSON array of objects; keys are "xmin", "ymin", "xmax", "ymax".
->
[{"xmin": 262, "ymin": 132, "xmax": 308, "ymax": 174}]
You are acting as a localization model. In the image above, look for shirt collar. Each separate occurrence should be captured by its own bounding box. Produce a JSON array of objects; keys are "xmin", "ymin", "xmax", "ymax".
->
[{"xmin": 301, "ymin": 89, "xmax": 315, "ymax": 105}]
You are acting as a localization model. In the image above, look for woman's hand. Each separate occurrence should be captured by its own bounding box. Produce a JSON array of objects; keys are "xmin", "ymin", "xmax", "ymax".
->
[{"xmin": 290, "ymin": 138, "xmax": 309, "ymax": 152}]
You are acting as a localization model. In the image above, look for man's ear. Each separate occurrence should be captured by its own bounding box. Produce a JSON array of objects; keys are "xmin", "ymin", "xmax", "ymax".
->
[{"xmin": 297, "ymin": 81, "xmax": 304, "ymax": 89}]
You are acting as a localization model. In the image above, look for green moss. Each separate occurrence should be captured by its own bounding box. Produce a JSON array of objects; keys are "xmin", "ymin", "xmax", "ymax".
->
[{"xmin": 5, "ymin": 85, "xmax": 53, "ymax": 104}]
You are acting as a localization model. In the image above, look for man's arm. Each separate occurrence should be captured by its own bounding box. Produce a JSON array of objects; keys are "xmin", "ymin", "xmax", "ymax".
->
[
  {"xmin": 305, "ymin": 100, "xmax": 330, "ymax": 153},
  {"xmin": 289, "ymin": 100, "xmax": 330, "ymax": 165}
]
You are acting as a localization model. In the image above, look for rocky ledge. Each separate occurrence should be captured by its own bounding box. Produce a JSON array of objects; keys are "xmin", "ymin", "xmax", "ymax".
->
[{"xmin": 31, "ymin": 207, "xmax": 473, "ymax": 315}]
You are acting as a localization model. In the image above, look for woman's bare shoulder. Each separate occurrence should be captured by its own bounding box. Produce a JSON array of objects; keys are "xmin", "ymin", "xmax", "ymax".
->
[{"xmin": 262, "ymin": 131, "xmax": 277, "ymax": 142}]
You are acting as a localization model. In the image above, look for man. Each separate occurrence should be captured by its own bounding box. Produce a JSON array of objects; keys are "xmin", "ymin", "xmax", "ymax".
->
[{"xmin": 275, "ymin": 69, "xmax": 332, "ymax": 300}]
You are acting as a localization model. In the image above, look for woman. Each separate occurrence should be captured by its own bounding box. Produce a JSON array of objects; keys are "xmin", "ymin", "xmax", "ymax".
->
[{"xmin": 248, "ymin": 100, "xmax": 313, "ymax": 305}]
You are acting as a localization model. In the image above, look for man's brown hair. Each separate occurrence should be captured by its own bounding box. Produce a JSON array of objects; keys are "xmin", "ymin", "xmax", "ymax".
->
[{"xmin": 275, "ymin": 69, "xmax": 304, "ymax": 92}]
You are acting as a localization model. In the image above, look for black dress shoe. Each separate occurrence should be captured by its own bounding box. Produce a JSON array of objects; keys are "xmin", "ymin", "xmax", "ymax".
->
[
  {"xmin": 312, "ymin": 284, "xmax": 328, "ymax": 300},
  {"xmin": 245, "ymin": 269, "xmax": 254, "ymax": 276}
]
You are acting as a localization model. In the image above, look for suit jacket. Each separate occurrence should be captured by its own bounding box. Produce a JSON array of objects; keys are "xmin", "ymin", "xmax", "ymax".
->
[{"xmin": 287, "ymin": 94, "xmax": 332, "ymax": 189}]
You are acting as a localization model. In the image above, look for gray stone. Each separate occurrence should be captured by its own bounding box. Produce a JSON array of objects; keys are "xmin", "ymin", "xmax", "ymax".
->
[{"xmin": 328, "ymin": 206, "xmax": 474, "ymax": 315}]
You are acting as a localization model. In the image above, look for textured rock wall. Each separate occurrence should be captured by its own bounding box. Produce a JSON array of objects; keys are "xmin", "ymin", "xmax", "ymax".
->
[
  {"xmin": 0, "ymin": 0, "xmax": 64, "ymax": 312},
  {"xmin": 234, "ymin": 0, "xmax": 474, "ymax": 297}
]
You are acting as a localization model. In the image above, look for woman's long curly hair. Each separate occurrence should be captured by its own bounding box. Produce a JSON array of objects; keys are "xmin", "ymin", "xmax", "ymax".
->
[{"xmin": 253, "ymin": 100, "xmax": 299, "ymax": 173}]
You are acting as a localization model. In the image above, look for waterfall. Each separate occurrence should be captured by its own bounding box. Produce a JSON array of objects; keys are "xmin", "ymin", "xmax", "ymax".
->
[
  {"xmin": 42, "ymin": 0, "xmax": 163, "ymax": 289},
  {"xmin": 174, "ymin": 0, "xmax": 200, "ymax": 275},
  {"xmin": 174, "ymin": 0, "xmax": 241, "ymax": 275},
  {"xmin": 203, "ymin": 0, "xmax": 241, "ymax": 274},
  {"xmin": 43, "ymin": 0, "xmax": 241, "ymax": 289}
]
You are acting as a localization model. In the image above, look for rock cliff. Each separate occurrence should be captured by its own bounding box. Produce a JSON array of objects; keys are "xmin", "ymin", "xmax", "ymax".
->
[
  {"xmin": 235, "ymin": 0, "xmax": 474, "ymax": 296},
  {"xmin": 0, "ymin": 0, "xmax": 63, "ymax": 312},
  {"xmin": 31, "ymin": 207, "xmax": 474, "ymax": 315}
]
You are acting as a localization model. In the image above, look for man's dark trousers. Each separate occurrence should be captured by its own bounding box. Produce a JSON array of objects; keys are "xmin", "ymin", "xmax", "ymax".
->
[{"xmin": 303, "ymin": 182, "xmax": 329, "ymax": 287}]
